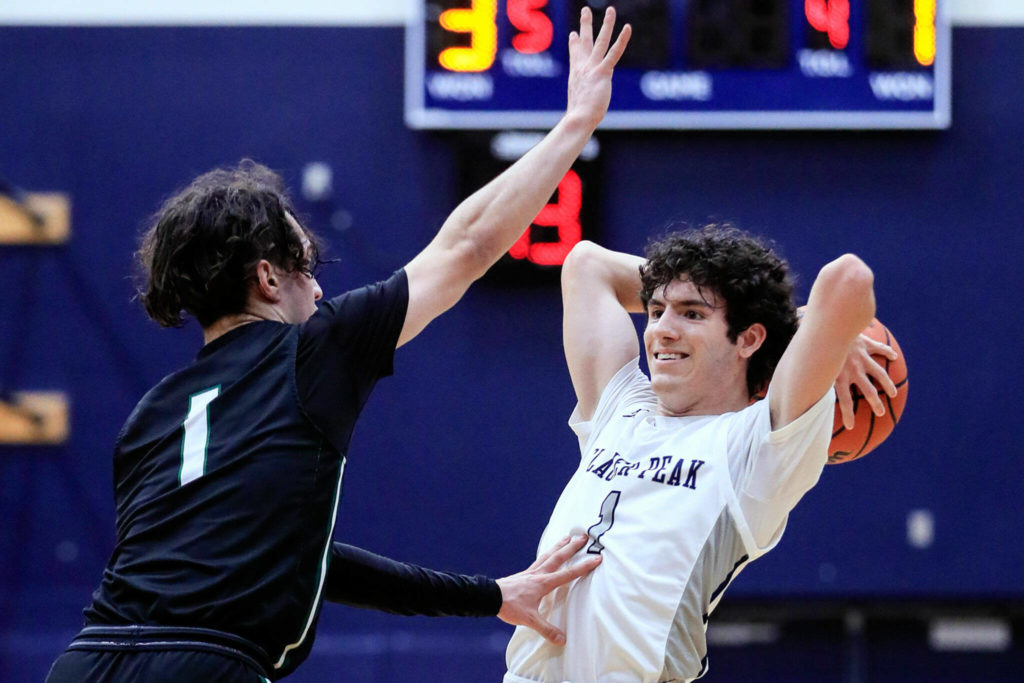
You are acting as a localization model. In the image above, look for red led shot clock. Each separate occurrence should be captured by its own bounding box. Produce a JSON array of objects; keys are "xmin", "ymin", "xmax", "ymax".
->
[{"xmin": 457, "ymin": 131, "xmax": 600, "ymax": 279}]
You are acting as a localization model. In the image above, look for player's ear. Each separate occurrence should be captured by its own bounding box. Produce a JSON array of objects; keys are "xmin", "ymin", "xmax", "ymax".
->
[
  {"xmin": 253, "ymin": 259, "xmax": 280, "ymax": 301},
  {"xmin": 736, "ymin": 322, "xmax": 766, "ymax": 359}
]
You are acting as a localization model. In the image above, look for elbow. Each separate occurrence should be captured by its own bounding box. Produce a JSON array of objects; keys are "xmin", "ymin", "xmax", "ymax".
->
[
  {"xmin": 834, "ymin": 253, "xmax": 875, "ymax": 301},
  {"xmin": 823, "ymin": 253, "xmax": 876, "ymax": 327},
  {"xmin": 561, "ymin": 240, "xmax": 601, "ymax": 286},
  {"xmin": 830, "ymin": 253, "xmax": 873, "ymax": 287}
]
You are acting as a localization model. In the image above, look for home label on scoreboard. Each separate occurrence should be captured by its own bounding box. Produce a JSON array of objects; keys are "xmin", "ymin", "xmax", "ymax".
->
[{"xmin": 405, "ymin": 0, "xmax": 951, "ymax": 130}]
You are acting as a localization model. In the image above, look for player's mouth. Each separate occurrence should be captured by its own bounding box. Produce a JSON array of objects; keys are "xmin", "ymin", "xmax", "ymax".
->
[{"xmin": 654, "ymin": 352, "xmax": 689, "ymax": 361}]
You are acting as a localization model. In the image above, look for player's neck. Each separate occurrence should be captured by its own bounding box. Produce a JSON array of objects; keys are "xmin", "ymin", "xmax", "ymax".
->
[
  {"xmin": 655, "ymin": 385, "xmax": 752, "ymax": 417},
  {"xmin": 202, "ymin": 313, "xmax": 263, "ymax": 346}
]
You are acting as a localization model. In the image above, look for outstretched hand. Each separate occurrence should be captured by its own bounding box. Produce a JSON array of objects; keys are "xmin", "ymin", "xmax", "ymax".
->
[
  {"xmin": 566, "ymin": 7, "xmax": 632, "ymax": 129},
  {"xmin": 496, "ymin": 535, "xmax": 601, "ymax": 646},
  {"xmin": 835, "ymin": 333, "xmax": 898, "ymax": 429}
]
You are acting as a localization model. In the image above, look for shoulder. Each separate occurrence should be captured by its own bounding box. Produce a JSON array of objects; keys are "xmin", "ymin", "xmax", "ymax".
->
[
  {"xmin": 570, "ymin": 357, "xmax": 655, "ymax": 449},
  {"xmin": 589, "ymin": 358, "xmax": 654, "ymax": 419},
  {"xmin": 725, "ymin": 384, "xmax": 834, "ymax": 446},
  {"xmin": 727, "ymin": 387, "xmax": 834, "ymax": 494},
  {"xmin": 299, "ymin": 270, "xmax": 409, "ymax": 346},
  {"xmin": 723, "ymin": 397, "xmax": 772, "ymax": 447},
  {"xmin": 312, "ymin": 270, "xmax": 408, "ymax": 323},
  {"xmin": 764, "ymin": 385, "xmax": 835, "ymax": 444},
  {"xmin": 122, "ymin": 323, "xmax": 292, "ymax": 437}
]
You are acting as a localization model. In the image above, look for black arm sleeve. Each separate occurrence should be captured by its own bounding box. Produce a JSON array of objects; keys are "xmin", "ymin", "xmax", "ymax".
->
[{"xmin": 324, "ymin": 543, "xmax": 502, "ymax": 618}]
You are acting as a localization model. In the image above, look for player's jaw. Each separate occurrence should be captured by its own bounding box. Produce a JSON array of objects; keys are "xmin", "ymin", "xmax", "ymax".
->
[
  {"xmin": 648, "ymin": 343, "xmax": 747, "ymax": 417},
  {"xmin": 644, "ymin": 280, "xmax": 748, "ymax": 417},
  {"xmin": 277, "ymin": 270, "xmax": 322, "ymax": 324},
  {"xmin": 647, "ymin": 347, "xmax": 700, "ymax": 416},
  {"xmin": 281, "ymin": 214, "xmax": 325, "ymax": 323}
]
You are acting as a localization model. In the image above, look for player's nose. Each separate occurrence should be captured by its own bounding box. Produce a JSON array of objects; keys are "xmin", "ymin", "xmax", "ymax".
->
[{"xmin": 652, "ymin": 311, "xmax": 680, "ymax": 337}]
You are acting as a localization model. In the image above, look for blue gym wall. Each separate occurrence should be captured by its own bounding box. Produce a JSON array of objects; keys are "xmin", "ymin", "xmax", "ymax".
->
[{"xmin": 1, "ymin": 24, "xmax": 1022, "ymax": 681}]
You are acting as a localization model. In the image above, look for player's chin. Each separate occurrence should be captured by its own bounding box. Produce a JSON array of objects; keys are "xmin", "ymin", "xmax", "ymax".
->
[{"xmin": 649, "ymin": 372, "xmax": 682, "ymax": 398}]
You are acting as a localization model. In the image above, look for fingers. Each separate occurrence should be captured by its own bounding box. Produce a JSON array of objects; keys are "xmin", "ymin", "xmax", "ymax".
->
[
  {"xmin": 591, "ymin": 7, "xmax": 615, "ymax": 58},
  {"xmin": 865, "ymin": 337, "xmax": 898, "ymax": 361},
  {"xmin": 866, "ymin": 358, "xmax": 898, "ymax": 398},
  {"xmin": 837, "ymin": 383, "xmax": 856, "ymax": 430},
  {"xmin": 536, "ymin": 534, "xmax": 589, "ymax": 572},
  {"xmin": 546, "ymin": 553, "xmax": 602, "ymax": 589},
  {"xmin": 531, "ymin": 616, "xmax": 567, "ymax": 646},
  {"xmin": 495, "ymin": 534, "xmax": 600, "ymax": 647},
  {"xmin": 531, "ymin": 534, "xmax": 577, "ymax": 570},
  {"xmin": 578, "ymin": 6, "xmax": 594, "ymax": 53},
  {"xmin": 577, "ymin": 6, "xmax": 630, "ymax": 66},
  {"xmin": 603, "ymin": 22, "xmax": 632, "ymax": 68},
  {"xmin": 859, "ymin": 350, "xmax": 896, "ymax": 407},
  {"xmin": 857, "ymin": 375, "xmax": 887, "ymax": 417}
]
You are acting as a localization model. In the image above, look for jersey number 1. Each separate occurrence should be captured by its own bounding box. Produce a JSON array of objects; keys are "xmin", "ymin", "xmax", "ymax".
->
[
  {"xmin": 180, "ymin": 386, "xmax": 220, "ymax": 487},
  {"xmin": 586, "ymin": 490, "xmax": 621, "ymax": 555}
]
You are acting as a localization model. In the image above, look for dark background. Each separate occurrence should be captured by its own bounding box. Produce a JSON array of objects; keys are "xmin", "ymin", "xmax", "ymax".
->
[{"xmin": 1, "ymin": 23, "xmax": 1021, "ymax": 682}]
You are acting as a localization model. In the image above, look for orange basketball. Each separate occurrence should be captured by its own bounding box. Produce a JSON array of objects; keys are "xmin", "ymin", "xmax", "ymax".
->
[{"xmin": 828, "ymin": 318, "xmax": 908, "ymax": 464}]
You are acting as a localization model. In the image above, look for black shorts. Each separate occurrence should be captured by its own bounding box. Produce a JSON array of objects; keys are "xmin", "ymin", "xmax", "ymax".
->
[
  {"xmin": 46, "ymin": 648, "xmax": 268, "ymax": 682},
  {"xmin": 46, "ymin": 626, "xmax": 272, "ymax": 682}
]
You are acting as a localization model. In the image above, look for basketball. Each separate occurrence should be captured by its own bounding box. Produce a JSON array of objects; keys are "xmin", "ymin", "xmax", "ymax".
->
[{"xmin": 828, "ymin": 318, "xmax": 908, "ymax": 464}]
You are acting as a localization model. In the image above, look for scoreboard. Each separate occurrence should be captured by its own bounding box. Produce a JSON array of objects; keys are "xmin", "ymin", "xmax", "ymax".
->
[{"xmin": 405, "ymin": 0, "xmax": 951, "ymax": 130}]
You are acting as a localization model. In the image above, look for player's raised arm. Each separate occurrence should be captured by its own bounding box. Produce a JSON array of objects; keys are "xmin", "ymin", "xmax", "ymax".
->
[
  {"xmin": 561, "ymin": 241, "xmax": 646, "ymax": 421},
  {"xmin": 770, "ymin": 254, "xmax": 876, "ymax": 429},
  {"xmin": 398, "ymin": 8, "xmax": 631, "ymax": 347}
]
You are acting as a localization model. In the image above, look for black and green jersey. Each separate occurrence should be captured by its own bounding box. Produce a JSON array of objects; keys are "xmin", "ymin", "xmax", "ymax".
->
[{"xmin": 79, "ymin": 270, "xmax": 498, "ymax": 679}]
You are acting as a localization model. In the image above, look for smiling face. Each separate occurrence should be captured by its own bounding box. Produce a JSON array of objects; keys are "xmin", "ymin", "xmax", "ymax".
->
[{"xmin": 643, "ymin": 277, "xmax": 755, "ymax": 417}]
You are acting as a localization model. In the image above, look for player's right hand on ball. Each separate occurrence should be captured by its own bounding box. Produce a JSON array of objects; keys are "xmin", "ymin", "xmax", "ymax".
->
[{"xmin": 835, "ymin": 332, "xmax": 898, "ymax": 429}]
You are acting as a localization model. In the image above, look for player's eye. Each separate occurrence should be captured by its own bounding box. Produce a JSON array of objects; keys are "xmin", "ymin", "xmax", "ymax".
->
[{"xmin": 309, "ymin": 256, "xmax": 341, "ymax": 279}]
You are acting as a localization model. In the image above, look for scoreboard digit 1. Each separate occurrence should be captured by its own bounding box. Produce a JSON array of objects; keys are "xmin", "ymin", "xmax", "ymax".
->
[{"xmin": 406, "ymin": 0, "xmax": 950, "ymax": 129}]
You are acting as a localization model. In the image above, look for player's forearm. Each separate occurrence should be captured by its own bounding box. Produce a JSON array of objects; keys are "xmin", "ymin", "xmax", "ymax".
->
[
  {"xmin": 562, "ymin": 241, "xmax": 645, "ymax": 418},
  {"xmin": 324, "ymin": 543, "xmax": 501, "ymax": 617},
  {"xmin": 413, "ymin": 8, "xmax": 628, "ymax": 285},
  {"xmin": 429, "ymin": 113, "xmax": 597, "ymax": 281},
  {"xmin": 563, "ymin": 241, "xmax": 646, "ymax": 313},
  {"xmin": 805, "ymin": 254, "xmax": 876, "ymax": 342},
  {"xmin": 771, "ymin": 254, "xmax": 876, "ymax": 427}
]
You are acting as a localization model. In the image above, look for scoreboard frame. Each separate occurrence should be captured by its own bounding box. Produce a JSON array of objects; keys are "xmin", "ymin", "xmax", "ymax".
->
[{"xmin": 405, "ymin": 0, "xmax": 952, "ymax": 130}]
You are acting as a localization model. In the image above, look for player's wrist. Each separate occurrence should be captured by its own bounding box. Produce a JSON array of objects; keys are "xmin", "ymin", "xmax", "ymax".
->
[{"xmin": 560, "ymin": 107, "xmax": 602, "ymax": 137}]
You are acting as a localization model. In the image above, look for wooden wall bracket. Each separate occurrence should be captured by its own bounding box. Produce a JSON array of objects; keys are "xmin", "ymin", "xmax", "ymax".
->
[
  {"xmin": 0, "ymin": 192, "xmax": 70, "ymax": 244},
  {"xmin": 0, "ymin": 391, "xmax": 70, "ymax": 444}
]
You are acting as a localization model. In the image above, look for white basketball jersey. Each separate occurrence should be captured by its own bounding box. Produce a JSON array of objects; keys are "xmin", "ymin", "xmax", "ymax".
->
[{"xmin": 505, "ymin": 359, "xmax": 832, "ymax": 683}]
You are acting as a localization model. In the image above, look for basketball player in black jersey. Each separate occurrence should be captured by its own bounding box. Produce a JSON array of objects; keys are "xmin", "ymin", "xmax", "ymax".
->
[{"xmin": 45, "ymin": 8, "xmax": 632, "ymax": 681}]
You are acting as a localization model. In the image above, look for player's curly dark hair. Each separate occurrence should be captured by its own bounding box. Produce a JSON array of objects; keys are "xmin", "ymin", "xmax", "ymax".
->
[
  {"xmin": 639, "ymin": 224, "xmax": 798, "ymax": 398},
  {"xmin": 136, "ymin": 159, "xmax": 321, "ymax": 328}
]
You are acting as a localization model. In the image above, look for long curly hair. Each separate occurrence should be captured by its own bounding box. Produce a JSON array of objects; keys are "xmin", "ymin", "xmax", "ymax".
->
[
  {"xmin": 639, "ymin": 224, "xmax": 798, "ymax": 397},
  {"xmin": 136, "ymin": 160, "xmax": 321, "ymax": 328}
]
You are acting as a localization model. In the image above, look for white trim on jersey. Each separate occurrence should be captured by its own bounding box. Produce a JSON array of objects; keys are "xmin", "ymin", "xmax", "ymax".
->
[{"xmin": 274, "ymin": 456, "xmax": 345, "ymax": 670}]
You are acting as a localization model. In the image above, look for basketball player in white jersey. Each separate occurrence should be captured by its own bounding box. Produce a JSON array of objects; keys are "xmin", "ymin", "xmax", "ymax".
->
[{"xmin": 504, "ymin": 225, "xmax": 897, "ymax": 682}]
